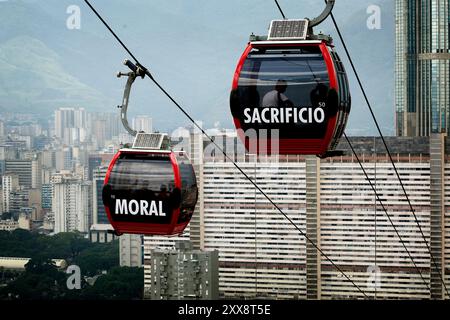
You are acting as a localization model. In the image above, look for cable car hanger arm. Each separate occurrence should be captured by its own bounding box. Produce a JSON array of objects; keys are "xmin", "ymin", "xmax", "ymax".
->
[
  {"xmin": 309, "ymin": 0, "xmax": 335, "ymax": 27},
  {"xmin": 117, "ymin": 60, "xmax": 154, "ymax": 137}
]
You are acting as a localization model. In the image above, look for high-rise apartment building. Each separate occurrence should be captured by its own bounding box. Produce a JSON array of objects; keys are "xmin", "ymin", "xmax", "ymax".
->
[
  {"xmin": 0, "ymin": 120, "xmax": 5, "ymax": 138},
  {"xmin": 187, "ymin": 128, "xmax": 204, "ymax": 250},
  {"xmin": 55, "ymin": 108, "xmax": 74, "ymax": 139},
  {"xmin": 52, "ymin": 177, "xmax": 91, "ymax": 233},
  {"xmin": 90, "ymin": 166, "xmax": 119, "ymax": 243},
  {"xmin": 88, "ymin": 112, "xmax": 123, "ymax": 144},
  {"xmin": 9, "ymin": 189, "xmax": 29, "ymax": 216},
  {"xmin": 396, "ymin": 0, "xmax": 450, "ymax": 136},
  {"xmin": 54, "ymin": 108, "xmax": 87, "ymax": 145},
  {"xmin": 132, "ymin": 116, "xmax": 153, "ymax": 134},
  {"xmin": 4, "ymin": 160, "xmax": 34, "ymax": 189},
  {"xmin": 31, "ymin": 156, "xmax": 42, "ymax": 189},
  {"xmin": 148, "ymin": 240, "xmax": 219, "ymax": 300},
  {"xmin": 41, "ymin": 184, "xmax": 53, "ymax": 210},
  {"xmin": 2, "ymin": 173, "xmax": 19, "ymax": 213},
  {"xmin": 92, "ymin": 166, "xmax": 109, "ymax": 225},
  {"xmin": 143, "ymin": 133, "xmax": 450, "ymax": 300},
  {"xmin": 54, "ymin": 147, "xmax": 73, "ymax": 171},
  {"xmin": 120, "ymin": 234, "xmax": 143, "ymax": 268}
]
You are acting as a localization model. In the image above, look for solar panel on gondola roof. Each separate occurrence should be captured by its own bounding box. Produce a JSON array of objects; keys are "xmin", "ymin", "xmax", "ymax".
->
[
  {"xmin": 268, "ymin": 19, "xmax": 309, "ymax": 40},
  {"xmin": 132, "ymin": 133, "xmax": 169, "ymax": 149}
]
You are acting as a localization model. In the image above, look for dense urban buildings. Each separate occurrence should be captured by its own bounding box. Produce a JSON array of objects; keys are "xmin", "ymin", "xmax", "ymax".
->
[
  {"xmin": 2, "ymin": 103, "xmax": 450, "ymax": 301},
  {"xmin": 2, "ymin": 105, "xmax": 450, "ymax": 300},
  {"xmin": 0, "ymin": 110, "xmax": 127, "ymax": 236},
  {"xmin": 396, "ymin": 0, "xmax": 450, "ymax": 136}
]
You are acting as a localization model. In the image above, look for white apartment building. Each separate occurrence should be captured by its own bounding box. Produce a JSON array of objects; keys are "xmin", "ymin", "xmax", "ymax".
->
[
  {"xmin": 2, "ymin": 174, "xmax": 19, "ymax": 213},
  {"xmin": 52, "ymin": 178, "xmax": 91, "ymax": 233},
  {"xmin": 54, "ymin": 108, "xmax": 88, "ymax": 145},
  {"xmin": 132, "ymin": 116, "xmax": 153, "ymax": 134},
  {"xmin": 0, "ymin": 219, "xmax": 19, "ymax": 231},
  {"xmin": 120, "ymin": 234, "xmax": 143, "ymax": 268},
  {"xmin": 143, "ymin": 134, "xmax": 450, "ymax": 300}
]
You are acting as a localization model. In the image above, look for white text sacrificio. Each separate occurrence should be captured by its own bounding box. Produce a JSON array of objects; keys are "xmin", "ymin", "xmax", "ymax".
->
[
  {"xmin": 115, "ymin": 199, "xmax": 166, "ymax": 217},
  {"xmin": 243, "ymin": 106, "xmax": 325, "ymax": 124}
]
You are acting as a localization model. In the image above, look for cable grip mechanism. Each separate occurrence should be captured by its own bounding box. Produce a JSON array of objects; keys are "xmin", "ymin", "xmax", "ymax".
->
[
  {"xmin": 117, "ymin": 59, "xmax": 147, "ymax": 137},
  {"xmin": 308, "ymin": 0, "xmax": 335, "ymax": 27}
]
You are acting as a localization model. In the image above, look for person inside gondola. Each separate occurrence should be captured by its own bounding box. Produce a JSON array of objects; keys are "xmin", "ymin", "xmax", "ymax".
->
[
  {"xmin": 310, "ymin": 83, "xmax": 339, "ymax": 118},
  {"xmin": 310, "ymin": 83, "xmax": 328, "ymax": 109},
  {"xmin": 262, "ymin": 80, "xmax": 294, "ymax": 108}
]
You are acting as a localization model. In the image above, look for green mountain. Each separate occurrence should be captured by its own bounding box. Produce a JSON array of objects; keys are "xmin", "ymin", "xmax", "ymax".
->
[
  {"xmin": 0, "ymin": 36, "xmax": 110, "ymax": 115},
  {"xmin": 0, "ymin": 0, "xmax": 395, "ymax": 134}
]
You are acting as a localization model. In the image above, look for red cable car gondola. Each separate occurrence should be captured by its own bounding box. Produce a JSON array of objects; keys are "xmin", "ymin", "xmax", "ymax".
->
[
  {"xmin": 102, "ymin": 148, "xmax": 198, "ymax": 236},
  {"xmin": 102, "ymin": 61, "xmax": 198, "ymax": 236},
  {"xmin": 230, "ymin": 1, "xmax": 350, "ymax": 157}
]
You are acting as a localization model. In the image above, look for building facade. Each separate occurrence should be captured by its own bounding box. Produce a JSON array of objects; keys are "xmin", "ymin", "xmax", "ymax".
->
[
  {"xmin": 0, "ymin": 219, "xmax": 19, "ymax": 231},
  {"xmin": 52, "ymin": 177, "xmax": 91, "ymax": 233},
  {"xmin": 41, "ymin": 184, "xmax": 53, "ymax": 210},
  {"xmin": 132, "ymin": 116, "xmax": 153, "ymax": 134},
  {"xmin": 143, "ymin": 134, "xmax": 450, "ymax": 299},
  {"xmin": 54, "ymin": 108, "xmax": 87, "ymax": 145},
  {"xmin": 396, "ymin": 0, "xmax": 450, "ymax": 136},
  {"xmin": 148, "ymin": 240, "xmax": 219, "ymax": 300},
  {"xmin": 4, "ymin": 160, "xmax": 33, "ymax": 189},
  {"xmin": 2, "ymin": 173, "xmax": 19, "ymax": 213},
  {"xmin": 120, "ymin": 234, "xmax": 143, "ymax": 268},
  {"xmin": 92, "ymin": 167, "xmax": 109, "ymax": 225}
]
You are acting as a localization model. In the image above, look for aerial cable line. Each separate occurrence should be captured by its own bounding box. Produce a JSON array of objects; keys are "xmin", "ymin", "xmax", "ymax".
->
[
  {"xmin": 324, "ymin": 1, "xmax": 449, "ymax": 296},
  {"xmin": 344, "ymin": 134, "xmax": 430, "ymax": 291},
  {"xmin": 82, "ymin": 0, "xmax": 369, "ymax": 298},
  {"xmin": 274, "ymin": 0, "xmax": 287, "ymax": 19}
]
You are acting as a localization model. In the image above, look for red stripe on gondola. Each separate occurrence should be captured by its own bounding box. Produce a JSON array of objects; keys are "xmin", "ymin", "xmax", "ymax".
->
[
  {"xmin": 320, "ymin": 43, "xmax": 338, "ymax": 90},
  {"xmin": 104, "ymin": 151, "xmax": 121, "ymax": 234},
  {"xmin": 232, "ymin": 43, "xmax": 253, "ymax": 90},
  {"xmin": 104, "ymin": 150, "xmax": 121, "ymax": 186},
  {"xmin": 320, "ymin": 43, "xmax": 338, "ymax": 152},
  {"xmin": 169, "ymin": 152, "xmax": 181, "ymax": 233}
]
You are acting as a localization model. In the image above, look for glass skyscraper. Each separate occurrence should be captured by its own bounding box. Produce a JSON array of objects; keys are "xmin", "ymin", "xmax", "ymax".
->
[{"xmin": 396, "ymin": 0, "xmax": 450, "ymax": 136}]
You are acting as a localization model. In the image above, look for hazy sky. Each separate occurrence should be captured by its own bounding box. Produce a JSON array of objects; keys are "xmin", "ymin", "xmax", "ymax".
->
[{"xmin": 0, "ymin": 0, "xmax": 394, "ymax": 135}]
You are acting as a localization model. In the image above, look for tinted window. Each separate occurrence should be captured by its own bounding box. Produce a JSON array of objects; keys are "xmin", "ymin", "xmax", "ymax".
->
[
  {"xmin": 103, "ymin": 153, "xmax": 180, "ymax": 224},
  {"xmin": 176, "ymin": 153, "xmax": 198, "ymax": 223},
  {"xmin": 110, "ymin": 155, "xmax": 175, "ymax": 192},
  {"xmin": 231, "ymin": 46, "xmax": 338, "ymax": 139}
]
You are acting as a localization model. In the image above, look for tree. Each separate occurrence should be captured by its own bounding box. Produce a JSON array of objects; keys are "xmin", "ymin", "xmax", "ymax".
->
[
  {"xmin": 82, "ymin": 267, "xmax": 144, "ymax": 300},
  {"xmin": 73, "ymin": 241, "xmax": 119, "ymax": 276},
  {"xmin": 0, "ymin": 258, "xmax": 67, "ymax": 300}
]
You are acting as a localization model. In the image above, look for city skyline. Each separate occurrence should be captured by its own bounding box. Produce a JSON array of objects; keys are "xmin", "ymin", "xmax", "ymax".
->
[
  {"xmin": 1, "ymin": 0, "xmax": 450, "ymax": 303},
  {"xmin": 0, "ymin": 0, "xmax": 396, "ymax": 135}
]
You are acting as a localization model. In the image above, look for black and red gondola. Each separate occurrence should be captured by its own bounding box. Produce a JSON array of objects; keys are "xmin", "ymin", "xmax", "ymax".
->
[
  {"xmin": 102, "ymin": 61, "xmax": 198, "ymax": 236},
  {"xmin": 230, "ymin": 0, "xmax": 350, "ymax": 157}
]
